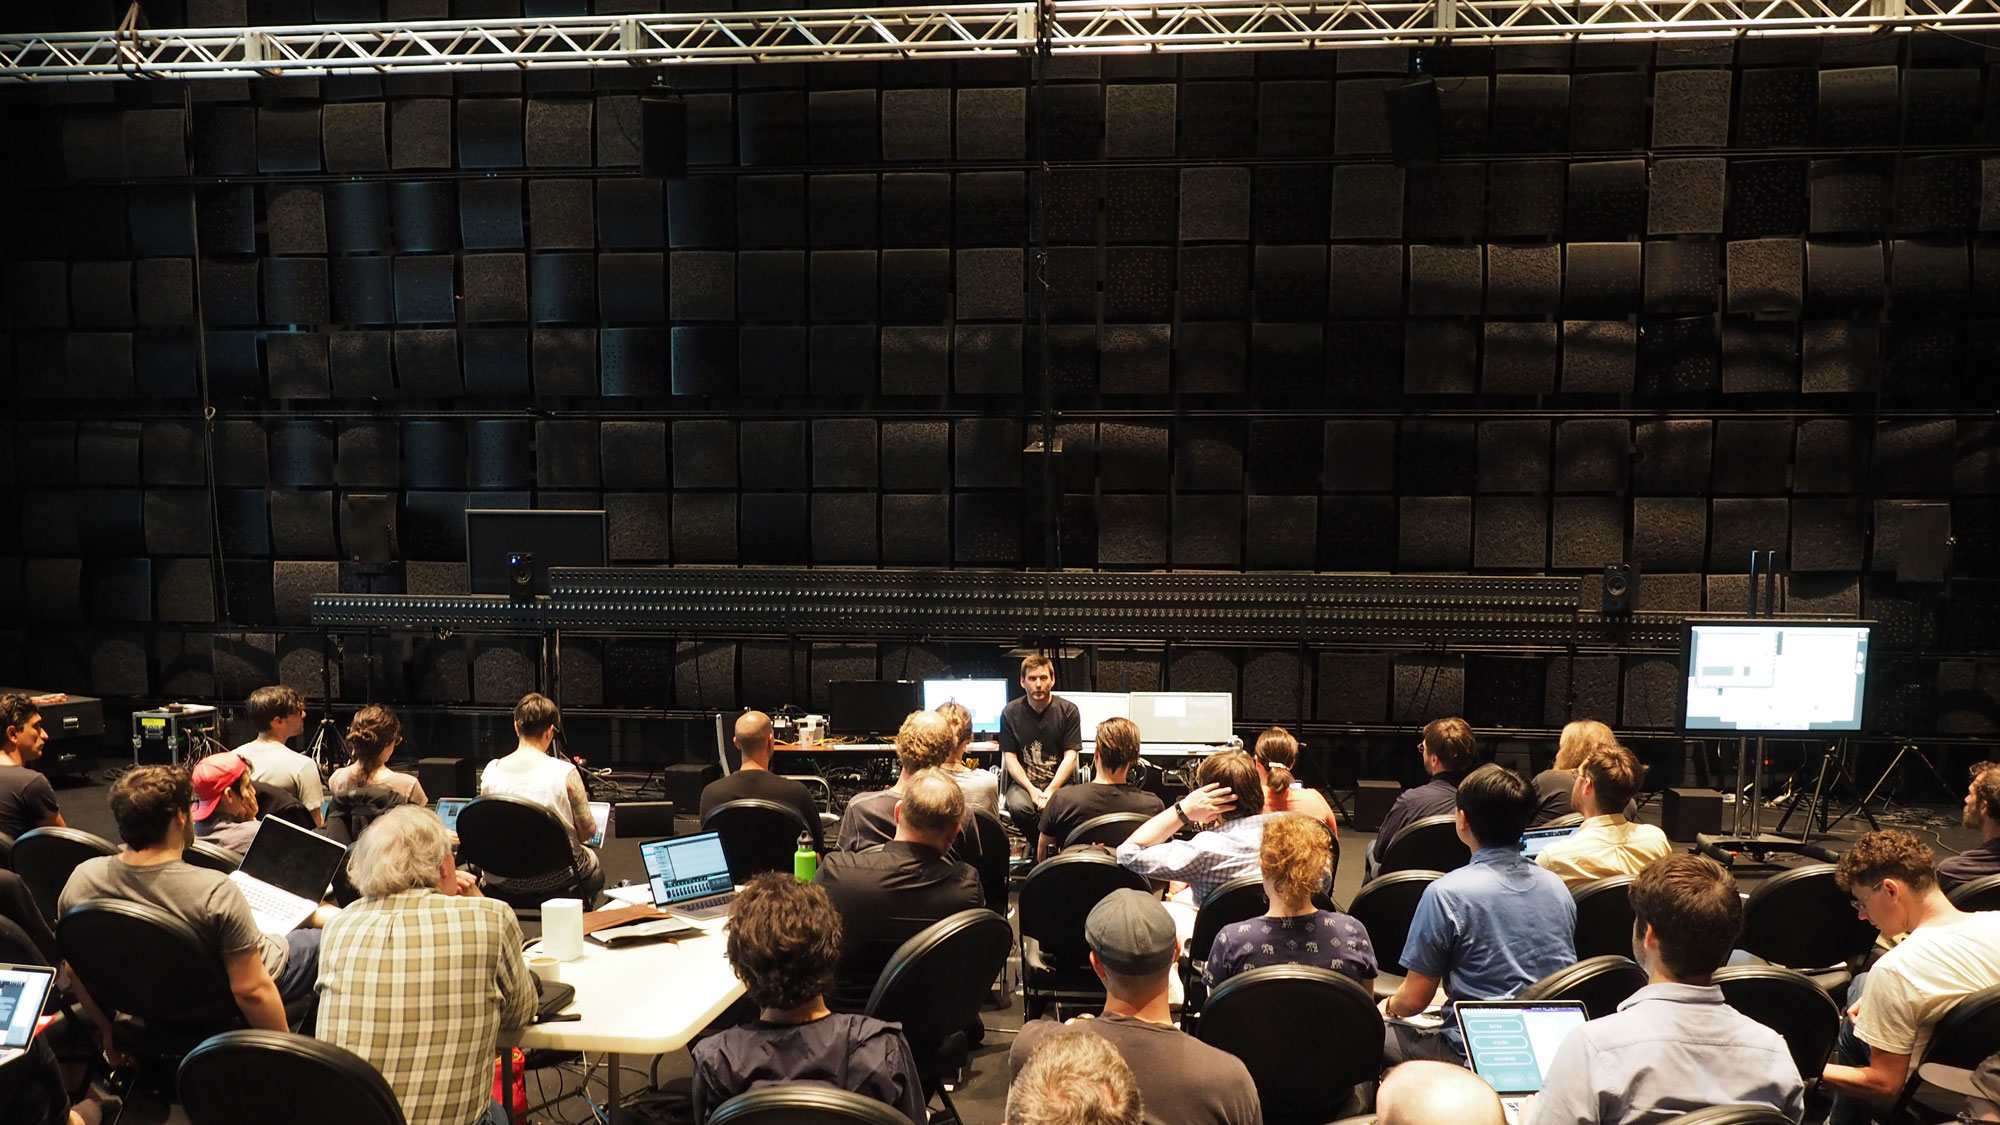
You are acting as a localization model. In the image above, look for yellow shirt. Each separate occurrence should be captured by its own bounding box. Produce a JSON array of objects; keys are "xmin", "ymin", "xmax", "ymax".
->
[{"xmin": 1535, "ymin": 814, "xmax": 1673, "ymax": 888}]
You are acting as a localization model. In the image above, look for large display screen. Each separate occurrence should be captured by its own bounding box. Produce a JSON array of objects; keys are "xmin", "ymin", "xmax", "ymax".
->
[
  {"xmin": 1681, "ymin": 621, "xmax": 1872, "ymax": 736},
  {"xmin": 923, "ymin": 679, "xmax": 1010, "ymax": 732}
]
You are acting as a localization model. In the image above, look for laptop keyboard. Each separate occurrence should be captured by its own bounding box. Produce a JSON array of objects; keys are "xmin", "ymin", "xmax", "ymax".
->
[
  {"xmin": 236, "ymin": 878, "xmax": 301, "ymax": 920},
  {"xmin": 673, "ymin": 892, "xmax": 734, "ymax": 919}
]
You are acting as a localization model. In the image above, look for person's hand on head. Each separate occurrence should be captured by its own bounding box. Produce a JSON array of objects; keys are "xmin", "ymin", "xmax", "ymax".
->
[{"xmin": 1179, "ymin": 783, "xmax": 1235, "ymax": 825}]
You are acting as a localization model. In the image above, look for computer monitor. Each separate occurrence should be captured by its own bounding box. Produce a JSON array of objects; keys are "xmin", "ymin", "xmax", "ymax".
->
[
  {"xmin": 1128, "ymin": 692, "xmax": 1234, "ymax": 744},
  {"xmin": 465, "ymin": 509, "xmax": 608, "ymax": 596},
  {"xmin": 1060, "ymin": 692, "xmax": 1132, "ymax": 743},
  {"xmin": 1680, "ymin": 620, "xmax": 1873, "ymax": 737},
  {"xmin": 922, "ymin": 679, "xmax": 1009, "ymax": 733},
  {"xmin": 828, "ymin": 680, "xmax": 923, "ymax": 738}
]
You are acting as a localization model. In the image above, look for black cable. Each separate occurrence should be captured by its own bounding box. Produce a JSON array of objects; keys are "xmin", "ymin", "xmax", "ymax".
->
[{"xmin": 182, "ymin": 83, "xmax": 231, "ymax": 626}]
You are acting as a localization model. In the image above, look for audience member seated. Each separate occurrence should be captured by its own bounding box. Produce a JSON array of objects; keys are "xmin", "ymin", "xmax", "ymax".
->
[
  {"xmin": 1526, "ymin": 854, "xmax": 1804, "ymax": 1125},
  {"xmin": 1379, "ymin": 1061, "xmax": 1505, "ymax": 1125},
  {"xmin": 935, "ymin": 700, "xmax": 1001, "ymax": 818},
  {"xmin": 815, "ymin": 768, "xmax": 984, "ymax": 1013},
  {"xmin": 60, "ymin": 766, "xmax": 324, "ymax": 1038},
  {"xmin": 1203, "ymin": 813, "xmax": 1375, "ymax": 991},
  {"xmin": 0, "ymin": 693, "xmax": 65, "ymax": 837},
  {"xmin": 701, "ymin": 710, "xmax": 824, "ymax": 851},
  {"xmin": 317, "ymin": 806, "xmax": 533, "ymax": 1125},
  {"xmin": 231, "ymin": 685, "xmax": 324, "ymax": 826},
  {"xmin": 999, "ymin": 653, "xmax": 1084, "ymax": 845},
  {"xmin": 1010, "ymin": 890, "xmax": 1261, "ymax": 1125},
  {"xmin": 1940, "ymin": 761, "xmax": 2000, "ymax": 893},
  {"xmin": 837, "ymin": 711, "xmax": 987, "ymax": 869},
  {"xmin": 1535, "ymin": 743, "xmax": 1671, "ymax": 889},
  {"xmin": 692, "ymin": 873, "xmax": 925, "ymax": 1124},
  {"xmin": 326, "ymin": 706, "xmax": 428, "ymax": 807},
  {"xmin": 1038, "ymin": 717, "xmax": 1164, "ymax": 861},
  {"xmin": 1368, "ymin": 718, "xmax": 1479, "ymax": 877},
  {"xmin": 1253, "ymin": 727, "xmax": 1339, "ymax": 837},
  {"xmin": 477, "ymin": 693, "xmax": 602, "ymax": 903},
  {"xmin": 1006, "ymin": 1025, "xmax": 1145, "ymax": 1125},
  {"xmin": 1381, "ymin": 764, "xmax": 1576, "ymax": 1063},
  {"xmin": 1824, "ymin": 830, "xmax": 2000, "ymax": 1125},
  {"xmin": 1117, "ymin": 751, "xmax": 1281, "ymax": 939},
  {"xmin": 1531, "ymin": 719, "xmax": 1615, "ymax": 827},
  {"xmin": 190, "ymin": 753, "xmax": 265, "ymax": 857}
]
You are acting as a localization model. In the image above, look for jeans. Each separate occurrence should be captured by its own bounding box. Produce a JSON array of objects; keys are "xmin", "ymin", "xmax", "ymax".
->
[
  {"xmin": 276, "ymin": 927, "xmax": 322, "ymax": 1002},
  {"xmin": 1004, "ymin": 785, "xmax": 1042, "ymax": 843},
  {"xmin": 1828, "ymin": 969, "xmax": 1873, "ymax": 1125}
]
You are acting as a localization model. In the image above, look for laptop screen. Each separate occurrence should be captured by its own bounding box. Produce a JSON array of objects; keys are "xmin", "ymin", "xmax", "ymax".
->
[
  {"xmin": 0, "ymin": 965, "xmax": 54, "ymax": 1049},
  {"xmin": 1520, "ymin": 824, "xmax": 1581, "ymax": 859},
  {"xmin": 239, "ymin": 816, "xmax": 347, "ymax": 901},
  {"xmin": 641, "ymin": 833, "xmax": 733, "ymax": 906},
  {"xmin": 1458, "ymin": 1002, "xmax": 1588, "ymax": 1096},
  {"xmin": 586, "ymin": 801, "xmax": 610, "ymax": 847},
  {"xmin": 434, "ymin": 797, "xmax": 468, "ymax": 832}
]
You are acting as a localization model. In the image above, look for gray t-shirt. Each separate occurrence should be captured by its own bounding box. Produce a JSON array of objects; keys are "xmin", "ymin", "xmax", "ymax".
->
[
  {"xmin": 1011, "ymin": 1014, "xmax": 1262, "ymax": 1125},
  {"xmin": 59, "ymin": 855, "xmax": 286, "ymax": 977}
]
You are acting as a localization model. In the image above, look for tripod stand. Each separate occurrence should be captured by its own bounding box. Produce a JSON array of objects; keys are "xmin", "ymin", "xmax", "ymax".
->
[
  {"xmin": 1771, "ymin": 740, "xmax": 1873, "ymax": 844},
  {"xmin": 304, "ymin": 632, "xmax": 345, "ymax": 776},
  {"xmin": 1825, "ymin": 741, "xmax": 1956, "ymax": 833}
]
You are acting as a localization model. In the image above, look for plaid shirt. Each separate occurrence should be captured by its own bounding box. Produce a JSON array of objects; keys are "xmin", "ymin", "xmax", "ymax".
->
[
  {"xmin": 1117, "ymin": 813, "xmax": 1282, "ymax": 906},
  {"xmin": 316, "ymin": 888, "xmax": 536, "ymax": 1125}
]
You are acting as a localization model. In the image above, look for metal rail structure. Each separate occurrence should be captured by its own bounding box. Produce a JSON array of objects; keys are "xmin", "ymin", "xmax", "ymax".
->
[{"xmin": 2, "ymin": 0, "xmax": 1996, "ymax": 81}]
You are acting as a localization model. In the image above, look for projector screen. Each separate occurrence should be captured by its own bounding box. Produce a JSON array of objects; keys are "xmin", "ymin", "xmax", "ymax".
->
[
  {"xmin": 1680, "ymin": 621, "xmax": 1872, "ymax": 736},
  {"xmin": 923, "ymin": 679, "xmax": 1010, "ymax": 733}
]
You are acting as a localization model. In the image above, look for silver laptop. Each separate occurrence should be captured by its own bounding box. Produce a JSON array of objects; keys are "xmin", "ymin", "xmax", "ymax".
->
[
  {"xmin": 640, "ymin": 832, "xmax": 738, "ymax": 921},
  {"xmin": 1521, "ymin": 823, "xmax": 1582, "ymax": 860},
  {"xmin": 227, "ymin": 815, "xmax": 348, "ymax": 936},
  {"xmin": 0, "ymin": 964, "xmax": 56, "ymax": 1067},
  {"xmin": 1456, "ymin": 1000, "xmax": 1590, "ymax": 1125}
]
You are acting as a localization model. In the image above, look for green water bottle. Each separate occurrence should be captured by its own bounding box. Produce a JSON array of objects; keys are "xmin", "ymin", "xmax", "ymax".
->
[{"xmin": 794, "ymin": 832, "xmax": 817, "ymax": 882}]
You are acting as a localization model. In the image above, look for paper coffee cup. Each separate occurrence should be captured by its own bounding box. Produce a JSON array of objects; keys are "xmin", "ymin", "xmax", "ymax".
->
[{"xmin": 527, "ymin": 955, "xmax": 559, "ymax": 982}]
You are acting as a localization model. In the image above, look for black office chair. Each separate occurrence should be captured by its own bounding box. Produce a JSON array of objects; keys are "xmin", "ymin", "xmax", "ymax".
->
[
  {"xmin": 865, "ymin": 908, "xmax": 1011, "ymax": 1122},
  {"xmin": 709, "ymin": 1087, "xmax": 911, "ymax": 1125},
  {"xmin": 454, "ymin": 795, "xmax": 588, "ymax": 909},
  {"xmin": 1517, "ymin": 955, "xmax": 1648, "ymax": 1019},
  {"xmin": 1655, "ymin": 1107, "xmax": 1797, "ymax": 1125},
  {"xmin": 702, "ymin": 798, "xmax": 811, "ymax": 884},
  {"xmin": 1375, "ymin": 814, "xmax": 1469, "ymax": 876},
  {"xmin": 1947, "ymin": 872, "xmax": 2000, "ymax": 912},
  {"xmin": 0, "ymin": 912, "xmax": 46, "ymax": 966},
  {"xmin": 183, "ymin": 840, "xmax": 242, "ymax": 874},
  {"xmin": 1180, "ymin": 876, "xmax": 1269, "ymax": 1025},
  {"xmin": 179, "ymin": 1029, "xmax": 407, "ymax": 1125},
  {"xmin": 1345, "ymin": 870, "xmax": 1443, "ymax": 979},
  {"xmin": 1571, "ymin": 875, "xmax": 1638, "ymax": 961},
  {"xmin": 11, "ymin": 826, "xmax": 119, "ymax": 921},
  {"xmin": 1712, "ymin": 965, "xmax": 1841, "ymax": 1080},
  {"xmin": 1737, "ymin": 864, "xmax": 1874, "ymax": 993},
  {"xmin": 1018, "ymin": 850, "xmax": 1149, "ymax": 1020},
  {"xmin": 1887, "ymin": 982, "xmax": 2000, "ymax": 1121},
  {"xmin": 1062, "ymin": 812, "xmax": 1153, "ymax": 850},
  {"xmin": 966, "ymin": 807, "xmax": 1010, "ymax": 906},
  {"xmin": 1200, "ymin": 966, "xmax": 1382, "ymax": 1124}
]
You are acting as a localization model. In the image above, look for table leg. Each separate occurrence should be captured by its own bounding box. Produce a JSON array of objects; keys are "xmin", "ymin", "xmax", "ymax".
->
[
  {"xmin": 606, "ymin": 1051, "xmax": 622, "ymax": 1124},
  {"xmin": 502, "ymin": 1047, "xmax": 518, "ymax": 1125}
]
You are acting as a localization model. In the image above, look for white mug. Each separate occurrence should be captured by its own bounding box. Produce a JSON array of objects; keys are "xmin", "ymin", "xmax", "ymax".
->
[{"xmin": 527, "ymin": 954, "xmax": 560, "ymax": 982}]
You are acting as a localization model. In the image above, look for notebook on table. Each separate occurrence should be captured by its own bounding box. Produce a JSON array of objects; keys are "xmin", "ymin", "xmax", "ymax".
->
[
  {"xmin": 640, "ymin": 832, "xmax": 738, "ymax": 921},
  {"xmin": 227, "ymin": 815, "xmax": 348, "ymax": 936},
  {"xmin": 0, "ymin": 964, "xmax": 56, "ymax": 1067},
  {"xmin": 1520, "ymin": 824, "xmax": 1582, "ymax": 859},
  {"xmin": 1455, "ymin": 1000, "xmax": 1589, "ymax": 1125}
]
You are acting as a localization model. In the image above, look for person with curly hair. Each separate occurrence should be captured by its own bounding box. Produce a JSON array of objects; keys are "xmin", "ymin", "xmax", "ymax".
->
[
  {"xmin": 1939, "ymin": 760, "xmax": 2000, "ymax": 892},
  {"xmin": 690, "ymin": 874, "xmax": 924, "ymax": 1124},
  {"xmin": 1202, "ymin": 813, "xmax": 1374, "ymax": 991},
  {"xmin": 328, "ymin": 706, "xmax": 428, "ymax": 806}
]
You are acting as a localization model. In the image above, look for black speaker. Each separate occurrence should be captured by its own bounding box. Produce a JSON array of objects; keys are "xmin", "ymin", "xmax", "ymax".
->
[
  {"xmin": 1602, "ymin": 563, "xmax": 1638, "ymax": 615},
  {"xmin": 1385, "ymin": 77, "xmax": 1441, "ymax": 168},
  {"xmin": 1353, "ymin": 779, "xmax": 1403, "ymax": 834},
  {"xmin": 1660, "ymin": 787, "xmax": 1723, "ymax": 842},
  {"xmin": 662, "ymin": 763, "xmax": 720, "ymax": 813},
  {"xmin": 508, "ymin": 552, "xmax": 534, "ymax": 602},
  {"xmin": 418, "ymin": 756, "xmax": 476, "ymax": 799},
  {"xmin": 612, "ymin": 800, "xmax": 675, "ymax": 839},
  {"xmin": 640, "ymin": 86, "xmax": 687, "ymax": 181}
]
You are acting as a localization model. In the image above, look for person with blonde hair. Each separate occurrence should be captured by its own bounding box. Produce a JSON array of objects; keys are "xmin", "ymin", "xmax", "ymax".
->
[
  {"xmin": 835, "ymin": 710, "xmax": 990, "ymax": 872},
  {"xmin": 328, "ymin": 705, "xmax": 428, "ymax": 806},
  {"xmin": 1530, "ymin": 719, "xmax": 1615, "ymax": 826},
  {"xmin": 936, "ymin": 698, "xmax": 1002, "ymax": 817},
  {"xmin": 1006, "ymin": 1025, "xmax": 1144, "ymax": 1125},
  {"xmin": 1535, "ymin": 743, "xmax": 1671, "ymax": 888},
  {"xmin": 1202, "ymin": 814, "xmax": 1375, "ymax": 991},
  {"xmin": 1252, "ymin": 727, "xmax": 1338, "ymax": 837}
]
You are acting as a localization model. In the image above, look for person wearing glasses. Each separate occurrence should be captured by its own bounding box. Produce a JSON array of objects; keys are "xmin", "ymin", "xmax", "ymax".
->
[{"xmin": 1366, "ymin": 717, "xmax": 1479, "ymax": 880}]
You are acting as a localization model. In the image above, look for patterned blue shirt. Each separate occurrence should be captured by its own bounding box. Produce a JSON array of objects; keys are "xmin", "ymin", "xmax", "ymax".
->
[
  {"xmin": 1117, "ymin": 813, "xmax": 1283, "ymax": 906},
  {"xmin": 1202, "ymin": 910, "xmax": 1378, "ymax": 993}
]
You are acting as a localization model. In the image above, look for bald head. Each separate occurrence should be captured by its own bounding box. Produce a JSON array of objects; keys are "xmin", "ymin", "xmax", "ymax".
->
[
  {"xmin": 1377, "ymin": 1062, "xmax": 1504, "ymax": 1125},
  {"xmin": 734, "ymin": 711, "xmax": 774, "ymax": 765}
]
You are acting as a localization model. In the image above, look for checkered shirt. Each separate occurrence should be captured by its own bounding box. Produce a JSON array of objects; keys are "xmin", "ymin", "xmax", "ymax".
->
[
  {"xmin": 1116, "ymin": 812, "xmax": 1284, "ymax": 905},
  {"xmin": 316, "ymin": 888, "xmax": 536, "ymax": 1125}
]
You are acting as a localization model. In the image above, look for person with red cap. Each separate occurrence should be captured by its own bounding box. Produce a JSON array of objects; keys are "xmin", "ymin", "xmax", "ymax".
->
[{"xmin": 191, "ymin": 752, "xmax": 265, "ymax": 856}]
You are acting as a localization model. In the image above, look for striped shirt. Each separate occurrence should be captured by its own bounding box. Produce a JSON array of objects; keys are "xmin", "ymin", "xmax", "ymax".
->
[{"xmin": 316, "ymin": 888, "xmax": 536, "ymax": 1125}]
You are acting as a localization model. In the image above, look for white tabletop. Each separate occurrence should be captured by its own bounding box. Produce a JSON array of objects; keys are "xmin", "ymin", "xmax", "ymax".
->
[{"xmin": 516, "ymin": 916, "xmax": 744, "ymax": 1055}]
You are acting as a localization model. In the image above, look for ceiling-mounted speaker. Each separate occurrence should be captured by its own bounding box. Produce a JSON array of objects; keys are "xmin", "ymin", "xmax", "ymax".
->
[
  {"xmin": 1385, "ymin": 76, "xmax": 1441, "ymax": 168},
  {"xmin": 640, "ymin": 83, "xmax": 687, "ymax": 181}
]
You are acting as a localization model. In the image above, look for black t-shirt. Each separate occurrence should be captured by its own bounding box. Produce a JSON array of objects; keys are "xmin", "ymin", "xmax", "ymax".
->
[
  {"xmin": 1530, "ymin": 769, "xmax": 1574, "ymax": 827},
  {"xmin": 1039, "ymin": 782, "xmax": 1165, "ymax": 849},
  {"xmin": 0, "ymin": 765, "xmax": 61, "ymax": 838},
  {"xmin": 1939, "ymin": 837, "xmax": 2000, "ymax": 892},
  {"xmin": 833, "ymin": 789, "xmax": 985, "ymax": 869},
  {"xmin": 699, "ymin": 768, "xmax": 825, "ymax": 851},
  {"xmin": 997, "ymin": 696, "xmax": 1082, "ymax": 788},
  {"xmin": 1010, "ymin": 1015, "xmax": 1261, "ymax": 1125},
  {"xmin": 689, "ymin": 1012, "xmax": 926, "ymax": 1125},
  {"xmin": 814, "ymin": 841, "xmax": 984, "ymax": 1013}
]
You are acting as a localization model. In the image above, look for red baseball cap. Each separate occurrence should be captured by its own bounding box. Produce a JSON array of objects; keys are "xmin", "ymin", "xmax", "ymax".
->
[{"xmin": 190, "ymin": 753, "xmax": 248, "ymax": 820}]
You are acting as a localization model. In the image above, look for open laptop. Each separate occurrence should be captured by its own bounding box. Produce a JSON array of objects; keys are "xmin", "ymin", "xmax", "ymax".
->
[
  {"xmin": 640, "ymin": 832, "xmax": 737, "ymax": 921},
  {"xmin": 0, "ymin": 964, "xmax": 57, "ymax": 1067},
  {"xmin": 1520, "ymin": 823, "xmax": 1582, "ymax": 860},
  {"xmin": 227, "ymin": 815, "xmax": 348, "ymax": 936},
  {"xmin": 1455, "ymin": 1000, "xmax": 1590, "ymax": 1125},
  {"xmin": 434, "ymin": 798, "xmax": 609, "ymax": 847}
]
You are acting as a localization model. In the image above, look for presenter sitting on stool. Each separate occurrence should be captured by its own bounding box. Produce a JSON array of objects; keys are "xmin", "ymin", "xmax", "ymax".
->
[{"xmin": 997, "ymin": 654, "xmax": 1083, "ymax": 847}]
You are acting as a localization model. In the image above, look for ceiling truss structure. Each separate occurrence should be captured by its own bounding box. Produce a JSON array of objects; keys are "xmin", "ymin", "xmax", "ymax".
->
[{"xmin": 0, "ymin": 0, "xmax": 1994, "ymax": 81}]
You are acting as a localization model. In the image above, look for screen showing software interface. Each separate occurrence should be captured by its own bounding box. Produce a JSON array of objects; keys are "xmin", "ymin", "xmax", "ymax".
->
[
  {"xmin": 1684, "ymin": 624, "xmax": 1870, "ymax": 733},
  {"xmin": 1461, "ymin": 1005, "xmax": 1586, "ymax": 1094},
  {"xmin": 923, "ymin": 679, "xmax": 1009, "ymax": 731},
  {"xmin": 0, "ymin": 972, "xmax": 45, "ymax": 1047},
  {"xmin": 643, "ymin": 834, "xmax": 733, "ymax": 904}
]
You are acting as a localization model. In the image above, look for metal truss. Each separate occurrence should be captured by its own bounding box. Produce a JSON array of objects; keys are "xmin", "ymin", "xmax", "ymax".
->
[{"xmin": 6, "ymin": 0, "xmax": 2000, "ymax": 81}]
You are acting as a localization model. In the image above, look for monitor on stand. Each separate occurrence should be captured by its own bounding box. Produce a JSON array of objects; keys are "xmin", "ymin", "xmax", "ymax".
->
[{"xmin": 465, "ymin": 509, "xmax": 608, "ymax": 597}]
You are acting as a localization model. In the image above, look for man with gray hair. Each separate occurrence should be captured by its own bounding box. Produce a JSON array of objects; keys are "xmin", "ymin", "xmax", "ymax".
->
[
  {"xmin": 316, "ymin": 806, "xmax": 536, "ymax": 1125},
  {"xmin": 1007, "ymin": 1025, "xmax": 1145, "ymax": 1125}
]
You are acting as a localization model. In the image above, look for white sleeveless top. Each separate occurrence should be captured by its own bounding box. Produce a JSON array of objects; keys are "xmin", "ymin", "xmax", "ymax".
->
[{"xmin": 479, "ymin": 752, "xmax": 581, "ymax": 843}]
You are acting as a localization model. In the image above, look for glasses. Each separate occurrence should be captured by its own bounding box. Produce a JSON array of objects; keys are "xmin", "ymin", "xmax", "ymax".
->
[{"xmin": 1849, "ymin": 881, "xmax": 1887, "ymax": 914}]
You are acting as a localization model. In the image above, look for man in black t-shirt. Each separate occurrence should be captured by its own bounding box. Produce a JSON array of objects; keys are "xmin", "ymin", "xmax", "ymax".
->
[
  {"xmin": 1039, "ymin": 717, "xmax": 1164, "ymax": 860},
  {"xmin": 700, "ymin": 711, "xmax": 825, "ymax": 851},
  {"xmin": 997, "ymin": 654, "xmax": 1082, "ymax": 843},
  {"xmin": 0, "ymin": 695, "xmax": 64, "ymax": 839}
]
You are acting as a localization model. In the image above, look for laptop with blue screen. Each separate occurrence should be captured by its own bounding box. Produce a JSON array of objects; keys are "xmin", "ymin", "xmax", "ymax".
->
[
  {"xmin": 0, "ymin": 964, "xmax": 56, "ymax": 1067},
  {"xmin": 1455, "ymin": 1000, "xmax": 1589, "ymax": 1125},
  {"xmin": 640, "ymin": 832, "xmax": 737, "ymax": 920}
]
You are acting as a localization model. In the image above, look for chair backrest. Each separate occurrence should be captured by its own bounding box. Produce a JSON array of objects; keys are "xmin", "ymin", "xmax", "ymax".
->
[
  {"xmin": 1570, "ymin": 875, "xmax": 1638, "ymax": 961},
  {"xmin": 1712, "ymin": 965, "xmax": 1842, "ymax": 1078},
  {"xmin": 179, "ymin": 1029, "xmax": 407, "ymax": 1125},
  {"xmin": 708, "ymin": 1086, "xmax": 912, "ymax": 1125},
  {"xmin": 183, "ymin": 840, "xmax": 243, "ymax": 874},
  {"xmin": 1655, "ymin": 1107, "xmax": 1798, "ymax": 1125},
  {"xmin": 865, "ymin": 908, "xmax": 1012, "ymax": 1073},
  {"xmin": 320, "ymin": 785, "xmax": 411, "ymax": 847},
  {"xmin": 58, "ymin": 899, "xmax": 241, "ymax": 1032},
  {"xmin": 0, "ymin": 911, "xmax": 45, "ymax": 965},
  {"xmin": 1062, "ymin": 812, "xmax": 1152, "ymax": 850},
  {"xmin": 1376, "ymin": 814, "xmax": 1470, "ymax": 875},
  {"xmin": 1344, "ymin": 870, "xmax": 1443, "ymax": 976},
  {"xmin": 968, "ymin": 807, "xmax": 1009, "ymax": 907},
  {"xmin": 11, "ymin": 826, "xmax": 119, "ymax": 920},
  {"xmin": 1190, "ymin": 876, "xmax": 1271, "ymax": 962},
  {"xmin": 701, "ymin": 798, "xmax": 810, "ymax": 884},
  {"xmin": 1017, "ymin": 850, "xmax": 1149, "ymax": 968},
  {"xmin": 1516, "ymin": 955, "xmax": 1649, "ymax": 1019},
  {"xmin": 1947, "ymin": 872, "xmax": 2000, "ymax": 913},
  {"xmin": 1738, "ymin": 864, "xmax": 1875, "ymax": 970},
  {"xmin": 454, "ymin": 795, "xmax": 577, "ymax": 881},
  {"xmin": 1200, "ymin": 965, "xmax": 1384, "ymax": 1119},
  {"xmin": 1915, "ymin": 982, "xmax": 2000, "ymax": 1071}
]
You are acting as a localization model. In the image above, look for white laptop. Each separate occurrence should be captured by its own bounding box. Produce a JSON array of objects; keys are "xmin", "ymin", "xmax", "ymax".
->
[
  {"xmin": 640, "ymin": 832, "xmax": 738, "ymax": 921},
  {"xmin": 227, "ymin": 815, "xmax": 348, "ymax": 936},
  {"xmin": 0, "ymin": 964, "xmax": 56, "ymax": 1067},
  {"xmin": 1127, "ymin": 691, "xmax": 1234, "ymax": 747},
  {"xmin": 1061, "ymin": 692, "xmax": 1133, "ymax": 744},
  {"xmin": 435, "ymin": 797, "xmax": 609, "ymax": 846},
  {"xmin": 1456, "ymin": 1000, "xmax": 1590, "ymax": 1125},
  {"xmin": 1520, "ymin": 823, "xmax": 1582, "ymax": 860}
]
